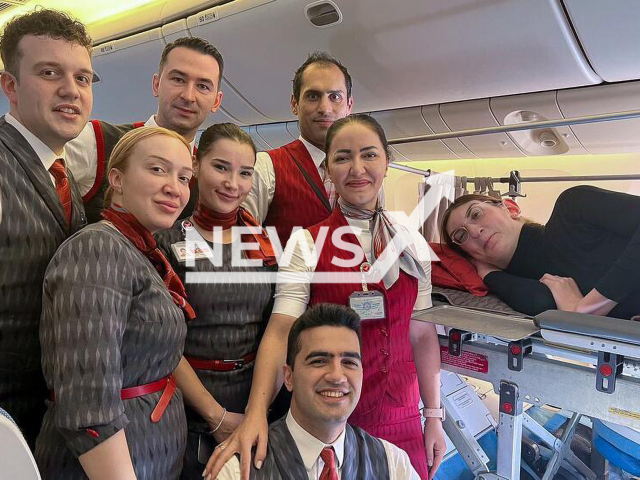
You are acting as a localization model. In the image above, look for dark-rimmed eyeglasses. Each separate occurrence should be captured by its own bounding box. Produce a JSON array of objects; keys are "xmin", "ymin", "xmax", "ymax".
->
[{"xmin": 450, "ymin": 200, "xmax": 501, "ymax": 245}]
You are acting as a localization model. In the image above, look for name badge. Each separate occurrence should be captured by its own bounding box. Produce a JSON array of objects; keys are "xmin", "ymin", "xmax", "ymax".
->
[
  {"xmin": 349, "ymin": 290, "xmax": 386, "ymax": 320},
  {"xmin": 171, "ymin": 241, "xmax": 211, "ymax": 263}
]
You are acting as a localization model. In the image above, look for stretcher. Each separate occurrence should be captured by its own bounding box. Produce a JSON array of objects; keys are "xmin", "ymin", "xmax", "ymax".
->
[{"xmin": 416, "ymin": 290, "xmax": 640, "ymax": 480}]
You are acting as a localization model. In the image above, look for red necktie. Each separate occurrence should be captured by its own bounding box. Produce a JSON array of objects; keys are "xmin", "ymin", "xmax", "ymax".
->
[
  {"xmin": 319, "ymin": 447, "xmax": 338, "ymax": 480},
  {"xmin": 49, "ymin": 159, "xmax": 72, "ymax": 225}
]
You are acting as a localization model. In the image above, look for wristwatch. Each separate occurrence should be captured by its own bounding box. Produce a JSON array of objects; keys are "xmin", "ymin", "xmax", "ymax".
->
[{"xmin": 422, "ymin": 405, "xmax": 445, "ymax": 421}]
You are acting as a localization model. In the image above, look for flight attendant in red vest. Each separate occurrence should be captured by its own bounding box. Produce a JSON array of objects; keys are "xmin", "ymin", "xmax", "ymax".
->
[
  {"xmin": 205, "ymin": 115, "xmax": 445, "ymax": 480},
  {"xmin": 65, "ymin": 37, "xmax": 225, "ymax": 223},
  {"xmin": 243, "ymin": 52, "xmax": 354, "ymax": 247}
]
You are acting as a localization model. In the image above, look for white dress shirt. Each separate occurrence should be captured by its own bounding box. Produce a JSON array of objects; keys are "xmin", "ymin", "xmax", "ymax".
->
[
  {"xmin": 5, "ymin": 113, "xmax": 65, "ymax": 186},
  {"xmin": 272, "ymin": 216, "xmax": 433, "ymax": 319},
  {"xmin": 216, "ymin": 411, "xmax": 420, "ymax": 480},
  {"xmin": 243, "ymin": 136, "xmax": 327, "ymax": 224},
  {"xmin": 65, "ymin": 115, "xmax": 197, "ymax": 197}
]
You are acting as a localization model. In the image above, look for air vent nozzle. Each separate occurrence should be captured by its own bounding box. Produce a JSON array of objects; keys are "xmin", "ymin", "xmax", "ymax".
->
[
  {"xmin": 305, "ymin": 1, "xmax": 342, "ymax": 28},
  {"xmin": 504, "ymin": 110, "xmax": 569, "ymax": 156}
]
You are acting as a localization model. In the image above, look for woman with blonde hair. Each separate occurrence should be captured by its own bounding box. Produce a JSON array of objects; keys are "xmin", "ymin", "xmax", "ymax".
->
[{"xmin": 36, "ymin": 126, "xmax": 194, "ymax": 479}]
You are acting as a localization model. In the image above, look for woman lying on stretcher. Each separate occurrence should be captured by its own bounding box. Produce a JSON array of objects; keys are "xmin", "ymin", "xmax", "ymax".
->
[{"xmin": 440, "ymin": 185, "xmax": 640, "ymax": 320}]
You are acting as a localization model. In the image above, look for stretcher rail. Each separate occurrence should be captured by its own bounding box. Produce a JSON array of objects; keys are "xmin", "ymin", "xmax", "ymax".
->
[{"xmin": 414, "ymin": 305, "xmax": 640, "ymax": 479}]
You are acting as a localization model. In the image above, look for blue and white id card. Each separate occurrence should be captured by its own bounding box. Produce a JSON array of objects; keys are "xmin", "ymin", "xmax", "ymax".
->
[{"xmin": 348, "ymin": 291, "xmax": 386, "ymax": 320}]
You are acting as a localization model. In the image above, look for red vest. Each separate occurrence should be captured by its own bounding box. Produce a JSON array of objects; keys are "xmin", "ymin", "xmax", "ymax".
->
[
  {"xmin": 307, "ymin": 209, "xmax": 419, "ymax": 425},
  {"xmin": 263, "ymin": 140, "xmax": 332, "ymax": 246}
]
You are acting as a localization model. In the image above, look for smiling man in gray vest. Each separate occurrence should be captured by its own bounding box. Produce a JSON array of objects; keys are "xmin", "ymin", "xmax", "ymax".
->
[{"xmin": 214, "ymin": 303, "xmax": 419, "ymax": 480}]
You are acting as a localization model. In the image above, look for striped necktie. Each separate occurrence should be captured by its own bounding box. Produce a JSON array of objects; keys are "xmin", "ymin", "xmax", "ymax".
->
[
  {"xmin": 49, "ymin": 159, "xmax": 72, "ymax": 225},
  {"xmin": 319, "ymin": 447, "xmax": 338, "ymax": 480}
]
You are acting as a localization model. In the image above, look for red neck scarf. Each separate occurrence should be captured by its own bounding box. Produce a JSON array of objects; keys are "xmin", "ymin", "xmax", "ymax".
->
[
  {"xmin": 192, "ymin": 201, "xmax": 276, "ymax": 266},
  {"xmin": 101, "ymin": 205, "xmax": 196, "ymax": 320}
]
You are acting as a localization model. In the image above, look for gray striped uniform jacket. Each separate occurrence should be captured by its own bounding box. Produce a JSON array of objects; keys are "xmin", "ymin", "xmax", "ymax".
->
[{"xmin": 0, "ymin": 116, "xmax": 86, "ymax": 446}]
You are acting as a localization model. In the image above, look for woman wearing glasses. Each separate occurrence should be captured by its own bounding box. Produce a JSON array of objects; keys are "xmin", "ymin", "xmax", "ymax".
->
[{"xmin": 440, "ymin": 187, "xmax": 640, "ymax": 320}]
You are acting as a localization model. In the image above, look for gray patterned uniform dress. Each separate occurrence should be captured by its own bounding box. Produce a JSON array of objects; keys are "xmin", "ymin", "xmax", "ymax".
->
[
  {"xmin": 0, "ymin": 117, "xmax": 86, "ymax": 446},
  {"xmin": 156, "ymin": 219, "xmax": 274, "ymax": 479},
  {"xmin": 35, "ymin": 222, "xmax": 187, "ymax": 479}
]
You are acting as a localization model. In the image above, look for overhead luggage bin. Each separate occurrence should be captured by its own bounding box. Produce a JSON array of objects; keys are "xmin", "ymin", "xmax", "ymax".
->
[
  {"xmin": 421, "ymin": 105, "xmax": 475, "ymax": 159},
  {"xmin": 203, "ymin": 107, "xmax": 247, "ymax": 129},
  {"xmin": 557, "ymin": 82, "xmax": 640, "ymax": 154},
  {"xmin": 213, "ymin": 78, "xmax": 274, "ymax": 126},
  {"xmin": 286, "ymin": 121, "xmax": 301, "ymax": 139},
  {"xmin": 370, "ymin": 107, "xmax": 458, "ymax": 161},
  {"xmin": 160, "ymin": 0, "xmax": 227, "ymax": 25},
  {"xmin": 242, "ymin": 125, "xmax": 273, "ymax": 152},
  {"xmin": 91, "ymin": 29, "xmax": 165, "ymax": 124},
  {"xmin": 88, "ymin": 3, "xmax": 164, "ymax": 45},
  {"xmin": 161, "ymin": 19, "xmax": 190, "ymax": 44},
  {"xmin": 184, "ymin": 2, "xmax": 275, "ymax": 126},
  {"xmin": 439, "ymin": 99, "xmax": 524, "ymax": 158},
  {"xmin": 186, "ymin": 0, "xmax": 600, "ymax": 124},
  {"xmin": 563, "ymin": 0, "xmax": 640, "ymax": 83},
  {"xmin": 187, "ymin": 0, "xmax": 277, "ymax": 125},
  {"xmin": 91, "ymin": 28, "xmax": 164, "ymax": 123},
  {"xmin": 163, "ymin": 15, "xmax": 272, "ymax": 127},
  {"xmin": 256, "ymin": 123, "xmax": 296, "ymax": 149}
]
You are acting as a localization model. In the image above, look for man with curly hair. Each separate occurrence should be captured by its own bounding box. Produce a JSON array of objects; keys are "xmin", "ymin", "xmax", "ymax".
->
[{"xmin": 0, "ymin": 8, "xmax": 92, "ymax": 447}]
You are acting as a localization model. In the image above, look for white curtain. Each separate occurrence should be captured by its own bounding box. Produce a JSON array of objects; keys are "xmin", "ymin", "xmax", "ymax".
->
[{"xmin": 419, "ymin": 173, "xmax": 468, "ymax": 243}]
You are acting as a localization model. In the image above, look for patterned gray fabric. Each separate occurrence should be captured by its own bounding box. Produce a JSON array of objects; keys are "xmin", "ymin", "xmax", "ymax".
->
[
  {"xmin": 250, "ymin": 418, "xmax": 390, "ymax": 480},
  {"xmin": 35, "ymin": 222, "xmax": 187, "ymax": 479},
  {"xmin": 432, "ymin": 286, "xmax": 524, "ymax": 316},
  {"xmin": 0, "ymin": 116, "xmax": 86, "ymax": 445},
  {"xmin": 156, "ymin": 219, "xmax": 275, "ymax": 478}
]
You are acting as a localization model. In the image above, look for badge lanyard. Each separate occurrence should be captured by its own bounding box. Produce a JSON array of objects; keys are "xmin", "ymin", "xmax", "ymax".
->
[
  {"xmin": 171, "ymin": 220, "xmax": 212, "ymax": 263},
  {"xmin": 348, "ymin": 262, "xmax": 386, "ymax": 321}
]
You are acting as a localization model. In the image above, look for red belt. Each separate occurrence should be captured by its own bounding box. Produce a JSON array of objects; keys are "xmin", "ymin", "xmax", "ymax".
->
[
  {"xmin": 186, "ymin": 352, "xmax": 256, "ymax": 371},
  {"xmin": 49, "ymin": 374, "xmax": 176, "ymax": 423}
]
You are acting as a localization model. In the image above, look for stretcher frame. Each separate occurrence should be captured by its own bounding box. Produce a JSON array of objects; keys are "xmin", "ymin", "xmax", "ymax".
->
[{"xmin": 414, "ymin": 306, "xmax": 640, "ymax": 480}]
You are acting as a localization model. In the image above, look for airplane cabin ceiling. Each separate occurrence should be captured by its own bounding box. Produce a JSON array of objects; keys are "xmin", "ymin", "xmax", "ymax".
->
[
  {"xmin": 4, "ymin": 0, "xmax": 640, "ymax": 158},
  {"xmin": 186, "ymin": 0, "xmax": 600, "ymax": 122},
  {"xmin": 91, "ymin": 29, "xmax": 165, "ymax": 124},
  {"xmin": 563, "ymin": 0, "xmax": 640, "ymax": 83}
]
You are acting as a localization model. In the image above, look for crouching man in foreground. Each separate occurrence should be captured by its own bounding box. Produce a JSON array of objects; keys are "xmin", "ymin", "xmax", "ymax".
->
[{"xmin": 214, "ymin": 303, "xmax": 419, "ymax": 479}]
